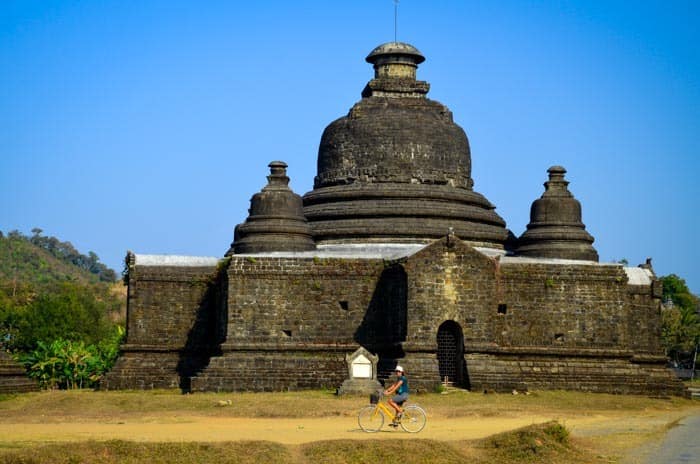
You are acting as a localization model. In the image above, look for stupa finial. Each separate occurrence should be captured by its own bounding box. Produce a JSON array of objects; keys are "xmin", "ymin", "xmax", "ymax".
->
[{"xmin": 394, "ymin": 0, "xmax": 399, "ymax": 43}]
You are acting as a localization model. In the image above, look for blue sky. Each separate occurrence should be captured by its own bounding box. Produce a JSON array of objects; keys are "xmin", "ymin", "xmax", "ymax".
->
[{"xmin": 1, "ymin": 1, "xmax": 698, "ymax": 293}]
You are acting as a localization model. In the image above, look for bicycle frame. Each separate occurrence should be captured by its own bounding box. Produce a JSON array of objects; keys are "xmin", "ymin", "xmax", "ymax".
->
[{"xmin": 370, "ymin": 401, "xmax": 398, "ymax": 421}]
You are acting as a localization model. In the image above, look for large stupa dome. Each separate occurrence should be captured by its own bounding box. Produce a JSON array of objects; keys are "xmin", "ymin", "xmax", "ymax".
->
[{"xmin": 302, "ymin": 42, "xmax": 508, "ymax": 247}]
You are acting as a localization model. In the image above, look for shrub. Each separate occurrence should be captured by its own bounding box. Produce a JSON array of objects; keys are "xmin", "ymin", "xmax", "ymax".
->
[{"xmin": 17, "ymin": 326, "xmax": 124, "ymax": 389}]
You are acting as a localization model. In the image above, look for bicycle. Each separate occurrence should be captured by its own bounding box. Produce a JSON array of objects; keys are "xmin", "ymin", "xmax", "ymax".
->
[{"xmin": 357, "ymin": 391, "xmax": 427, "ymax": 433}]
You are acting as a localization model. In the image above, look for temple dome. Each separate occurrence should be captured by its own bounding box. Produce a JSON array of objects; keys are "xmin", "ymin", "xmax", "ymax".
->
[
  {"xmin": 516, "ymin": 166, "xmax": 598, "ymax": 261},
  {"xmin": 229, "ymin": 161, "xmax": 316, "ymax": 254},
  {"xmin": 302, "ymin": 42, "xmax": 508, "ymax": 247}
]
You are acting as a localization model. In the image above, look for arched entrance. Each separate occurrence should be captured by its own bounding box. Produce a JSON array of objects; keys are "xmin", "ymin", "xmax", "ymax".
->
[{"xmin": 437, "ymin": 321, "xmax": 469, "ymax": 388}]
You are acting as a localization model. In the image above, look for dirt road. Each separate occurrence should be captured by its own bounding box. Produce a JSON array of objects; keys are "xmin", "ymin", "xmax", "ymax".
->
[{"xmin": 1, "ymin": 411, "xmax": 693, "ymax": 446}]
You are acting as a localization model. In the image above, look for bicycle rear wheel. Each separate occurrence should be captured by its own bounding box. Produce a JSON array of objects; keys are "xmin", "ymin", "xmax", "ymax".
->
[
  {"xmin": 358, "ymin": 405, "xmax": 384, "ymax": 432},
  {"xmin": 400, "ymin": 405, "xmax": 426, "ymax": 433}
]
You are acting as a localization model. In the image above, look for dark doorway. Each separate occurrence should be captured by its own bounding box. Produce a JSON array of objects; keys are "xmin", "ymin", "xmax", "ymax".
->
[{"xmin": 437, "ymin": 320, "xmax": 469, "ymax": 388}]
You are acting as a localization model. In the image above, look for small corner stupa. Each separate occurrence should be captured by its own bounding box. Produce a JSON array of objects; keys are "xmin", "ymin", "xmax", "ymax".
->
[
  {"xmin": 228, "ymin": 161, "xmax": 316, "ymax": 255},
  {"xmin": 516, "ymin": 166, "xmax": 598, "ymax": 261}
]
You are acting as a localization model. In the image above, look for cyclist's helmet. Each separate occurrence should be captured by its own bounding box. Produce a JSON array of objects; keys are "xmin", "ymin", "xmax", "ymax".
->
[{"xmin": 395, "ymin": 365, "xmax": 404, "ymax": 373}]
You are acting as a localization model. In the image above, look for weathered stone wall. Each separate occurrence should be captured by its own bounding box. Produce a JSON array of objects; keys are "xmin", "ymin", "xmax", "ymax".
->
[
  {"xmin": 225, "ymin": 256, "xmax": 384, "ymax": 346},
  {"xmin": 0, "ymin": 350, "xmax": 38, "ymax": 393},
  {"xmin": 105, "ymin": 242, "xmax": 685, "ymax": 396},
  {"xmin": 190, "ymin": 256, "xmax": 388, "ymax": 391},
  {"xmin": 102, "ymin": 262, "xmax": 221, "ymax": 390},
  {"xmin": 101, "ymin": 351, "xmax": 183, "ymax": 390},
  {"xmin": 191, "ymin": 351, "xmax": 346, "ymax": 392},
  {"xmin": 495, "ymin": 261, "xmax": 629, "ymax": 350},
  {"xmin": 626, "ymin": 281, "xmax": 664, "ymax": 355},
  {"xmin": 403, "ymin": 239, "xmax": 498, "ymax": 348},
  {"xmin": 124, "ymin": 265, "xmax": 220, "ymax": 349},
  {"xmin": 394, "ymin": 241, "xmax": 683, "ymax": 396},
  {"xmin": 463, "ymin": 353, "xmax": 687, "ymax": 396}
]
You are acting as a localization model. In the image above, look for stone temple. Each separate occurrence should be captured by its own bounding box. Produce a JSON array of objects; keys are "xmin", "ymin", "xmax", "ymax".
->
[{"xmin": 103, "ymin": 43, "xmax": 686, "ymax": 396}]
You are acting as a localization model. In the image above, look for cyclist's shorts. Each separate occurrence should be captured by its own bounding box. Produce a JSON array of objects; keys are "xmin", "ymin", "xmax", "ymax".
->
[{"xmin": 392, "ymin": 393, "xmax": 408, "ymax": 404}]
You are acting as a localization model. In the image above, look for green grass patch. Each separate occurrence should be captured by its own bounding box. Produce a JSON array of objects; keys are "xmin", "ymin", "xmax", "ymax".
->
[{"xmin": 0, "ymin": 441, "xmax": 290, "ymax": 464}]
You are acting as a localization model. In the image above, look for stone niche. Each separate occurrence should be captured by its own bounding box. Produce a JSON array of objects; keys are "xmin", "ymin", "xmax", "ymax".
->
[{"xmin": 338, "ymin": 346, "xmax": 382, "ymax": 395}]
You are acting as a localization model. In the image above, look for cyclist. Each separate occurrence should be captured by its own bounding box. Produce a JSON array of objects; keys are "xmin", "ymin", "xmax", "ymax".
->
[{"xmin": 384, "ymin": 365, "xmax": 408, "ymax": 425}]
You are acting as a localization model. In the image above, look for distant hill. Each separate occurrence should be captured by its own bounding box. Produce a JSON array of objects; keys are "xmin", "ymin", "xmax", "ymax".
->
[
  {"xmin": 0, "ymin": 229, "xmax": 116, "ymax": 291},
  {"xmin": 0, "ymin": 229, "xmax": 124, "ymax": 352}
]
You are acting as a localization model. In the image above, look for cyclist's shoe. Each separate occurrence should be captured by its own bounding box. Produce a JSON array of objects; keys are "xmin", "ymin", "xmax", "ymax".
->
[{"xmin": 388, "ymin": 421, "xmax": 399, "ymax": 428}]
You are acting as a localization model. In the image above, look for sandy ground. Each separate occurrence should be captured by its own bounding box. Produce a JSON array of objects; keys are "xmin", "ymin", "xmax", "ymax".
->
[
  {"xmin": 1, "ymin": 410, "xmax": 695, "ymax": 447},
  {"xmin": 1, "ymin": 415, "xmax": 556, "ymax": 444}
]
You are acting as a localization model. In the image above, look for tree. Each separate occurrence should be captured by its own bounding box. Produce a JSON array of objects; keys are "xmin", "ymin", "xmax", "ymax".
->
[
  {"xmin": 660, "ymin": 274, "xmax": 700, "ymax": 364},
  {"xmin": 8, "ymin": 281, "xmax": 118, "ymax": 351}
]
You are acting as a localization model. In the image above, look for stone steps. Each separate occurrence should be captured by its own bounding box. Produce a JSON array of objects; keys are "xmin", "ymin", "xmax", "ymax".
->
[
  {"xmin": 472, "ymin": 374, "xmax": 688, "ymax": 397},
  {"xmin": 0, "ymin": 351, "xmax": 39, "ymax": 393},
  {"xmin": 189, "ymin": 351, "xmax": 346, "ymax": 392},
  {"xmin": 100, "ymin": 353, "xmax": 182, "ymax": 390},
  {"xmin": 0, "ymin": 378, "xmax": 39, "ymax": 394}
]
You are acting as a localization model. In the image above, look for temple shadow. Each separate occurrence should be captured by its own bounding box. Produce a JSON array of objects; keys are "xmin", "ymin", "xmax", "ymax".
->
[
  {"xmin": 176, "ymin": 267, "xmax": 227, "ymax": 393},
  {"xmin": 354, "ymin": 264, "xmax": 407, "ymax": 384}
]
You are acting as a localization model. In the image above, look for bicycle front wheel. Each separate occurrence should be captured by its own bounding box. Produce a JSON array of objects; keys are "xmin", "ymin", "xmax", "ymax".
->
[
  {"xmin": 400, "ymin": 405, "xmax": 427, "ymax": 433},
  {"xmin": 358, "ymin": 405, "xmax": 384, "ymax": 432}
]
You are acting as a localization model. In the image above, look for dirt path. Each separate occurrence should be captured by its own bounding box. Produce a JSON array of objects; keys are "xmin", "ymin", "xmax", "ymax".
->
[
  {"xmin": 1, "ymin": 411, "xmax": 692, "ymax": 446},
  {"xmin": 0, "ymin": 415, "xmax": 552, "ymax": 444}
]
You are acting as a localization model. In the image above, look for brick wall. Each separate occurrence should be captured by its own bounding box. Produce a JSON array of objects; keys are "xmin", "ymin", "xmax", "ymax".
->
[
  {"xmin": 404, "ymin": 239, "xmax": 498, "ymax": 349},
  {"xmin": 124, "ymin": 264, "xmax": 220, "ymax": 348},
  {"xmin": 394, "ymin": 239, "xmax": 683, "ymax": 395},
  {"xmin": 190, "ymin": 256, "xmax": 389, "ymax": 391},
  {"xmin": 102, "ymin": 262, "xmax": 221, "ymax": 390},
  {"xmin": 626, "ymin": 282, "xmax": 664, "ymax": 355},
  {"xmin": 225, "ymin": 256, "xmax": 384, "ymax": 347},
  {"xmin": 463, "ymin": 353, "xmax": 687, "ymax": 396},
  {"xmin": 0, "ymin": 350, "xmax": 38, "ymax": 393},
  {"xmin": 495, "ymin": 261, "xmax": 629, "ymax": 349},
  {"xmin": 104, "ymin": 241, "xmax": 685, "ymax": 396}
]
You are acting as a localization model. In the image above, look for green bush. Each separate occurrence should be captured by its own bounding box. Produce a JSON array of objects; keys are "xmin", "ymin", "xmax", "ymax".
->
[
  {"xmin": 2, "ymin": 281, "xmax": 122, "ymax": 352},
  {"xmin": 543, "ymin": 422, "xmax": 569, "ymax": 444},
  {"xmin": 17, "ymin": 326, "xmax": 124, "ymax": 389}
]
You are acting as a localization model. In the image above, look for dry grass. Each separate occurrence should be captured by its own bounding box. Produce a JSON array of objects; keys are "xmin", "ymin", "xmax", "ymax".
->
[
  {"xmin": 300, "ymin": 422, "xmax": 596, "ymax": 464},
  {"xmin": 301, "ymin": 439, "xmax": 471, "ymax": 464},
  {"xmin": 0, "ymin": 423, "xmax": 599, "ymax": 464},
  {"xmin": 0, "ymin": 389, "xmax": 697, "ymax": 463},
  {"xmin": 0, "ymin": 388, "xmax": 691, "ymax": 422}
]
